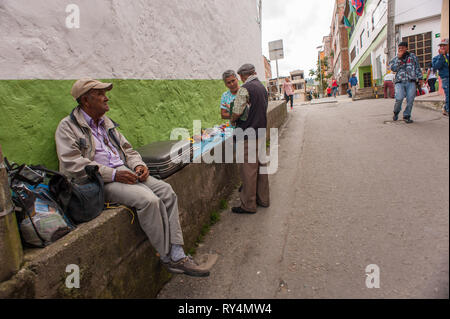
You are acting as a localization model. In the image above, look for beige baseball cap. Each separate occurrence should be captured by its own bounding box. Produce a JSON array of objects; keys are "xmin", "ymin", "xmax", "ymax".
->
[{"xmin": 71, "ymin": 78, "xmax": 113, "ymax": 100}]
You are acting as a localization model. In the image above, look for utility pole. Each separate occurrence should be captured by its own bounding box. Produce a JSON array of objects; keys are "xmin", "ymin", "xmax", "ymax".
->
[
  {"xmin": 0, "ymin": 144, "xmax": 23, "ymax": 282},
  {"xmin": 276, "ymin": 59, "xmax": 280, "ymax": 99},
  {"xmin": 387, "ymin": 0, "xmax": 396, "ymax": 63},
  {"xmin": 319, "ymin": 56, "xmax": 323, "ymax": 98},
  {"xmin": 317, "ymin": 45, "xmax": 323, "ymax": 98},
  {"xmin": 269, "ymin": 40, "xmax": 284, "ymax": 100}
]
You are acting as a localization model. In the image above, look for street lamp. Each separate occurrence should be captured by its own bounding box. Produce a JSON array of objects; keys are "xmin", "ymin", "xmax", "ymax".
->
[{"xmin": 316, "ymin": 45, "xmax": 323, "ymax": 98}]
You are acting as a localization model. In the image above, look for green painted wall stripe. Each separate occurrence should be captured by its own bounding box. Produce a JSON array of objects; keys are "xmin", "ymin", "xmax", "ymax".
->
[{"xmin": 0, "ymin": 79, "xmax": 228, "ymax": 170}]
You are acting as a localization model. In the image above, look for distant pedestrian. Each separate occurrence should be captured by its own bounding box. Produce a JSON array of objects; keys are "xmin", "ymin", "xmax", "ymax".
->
[
  {"xmin": 282, "ymin": 77, "xmax": 295, "ymax": 109},
  {"xmin": 432, "ymin": 38, "xmax": 449, "ymax": 116},
  {"xmin": 389, "ymin": 41, "xmax": 423, "ymax": 123},
  {"xmin": 326, "ymin": 87, "xmax": 332, "ymax": 97},
  {"xmin": 332, "ymin": 78, "xmax": 338, "ymax": 98},
  {"xmin": 425, "ymin": 63, "xmax": 438, "ymax": 93},
  {"xmin": 383, "ymin": 70, "xmax": 395, "ymax": 99},
  {"xmin": 349, "ymin": 73, "xmax": 358, "ymax": 98}
]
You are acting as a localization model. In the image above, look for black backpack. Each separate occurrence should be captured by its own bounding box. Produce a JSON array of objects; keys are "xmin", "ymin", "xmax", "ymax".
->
[
  {"xmin": 46, "ymin": 165, "xmax": 105, "ymax": 224},
  {"xmin": 5, "ymin": 159, "xmax": 105, "ymax": 225}
]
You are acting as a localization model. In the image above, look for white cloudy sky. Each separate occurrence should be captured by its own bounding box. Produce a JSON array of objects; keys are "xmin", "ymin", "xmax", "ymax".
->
[{"xmin": 261, "ymin": 0, "xmax": 336, "ymax": 78}]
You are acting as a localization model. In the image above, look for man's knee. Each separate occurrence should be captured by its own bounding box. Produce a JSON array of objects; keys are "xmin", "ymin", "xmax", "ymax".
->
[{"xmin": 140, "ymin": 192, "xmax": 161, "ymax": 210}]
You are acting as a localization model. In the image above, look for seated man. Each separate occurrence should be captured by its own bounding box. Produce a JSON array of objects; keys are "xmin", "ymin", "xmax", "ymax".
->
[
  {"xmin": 55, "ymin": 78, "xmax": 209, "ymax": 277},
  {"xmin": 220, "ymin": 70, "xmax": 240, "ymax": 120}
]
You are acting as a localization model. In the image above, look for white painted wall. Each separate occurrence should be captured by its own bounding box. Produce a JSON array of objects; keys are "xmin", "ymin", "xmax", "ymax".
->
[
  {"xmin": 0, "ymin": 0, "xmax": 264, "ymax": 80},
  {"xmin": 398, "ymin": 16, "xmax": 442, "ymax": 57},
  {"xmin": 395, "ymin": 0, "xmax": 442, "ymax": 25}
]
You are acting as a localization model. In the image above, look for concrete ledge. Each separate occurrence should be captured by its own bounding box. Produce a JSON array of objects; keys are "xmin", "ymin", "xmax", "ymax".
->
[
  {"xmin": 0, "ymin": 100, "xmax": 287, "ymax": 299},
  {"xmin": 414, "ymin": 92, "xmax": 445, "ymax": 112}
]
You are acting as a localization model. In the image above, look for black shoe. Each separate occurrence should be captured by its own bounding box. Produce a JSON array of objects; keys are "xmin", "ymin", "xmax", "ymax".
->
[
  {"xmin": 393, "ymin": 112, "xmax": 399, "ymax": 121},
  {"xmin": 232, "ymin": 206, "xmax": 256, "ymax": 214},
  {"xmin": 404, "ymin": 117, "xmax": 414, "ymax": 124},
  {"xmin": 256, "ymin": 201, "xmax": 270, "ymax": 208}
]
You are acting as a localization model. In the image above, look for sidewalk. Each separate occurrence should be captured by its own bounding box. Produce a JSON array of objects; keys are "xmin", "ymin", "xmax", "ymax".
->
[
  {"xmin": 414, "ymin": 92, "xmax": 445, "ymax": 112},
  {"xmin": 298, "ymin": 95, "xmax": 352, "ymax": 106}
]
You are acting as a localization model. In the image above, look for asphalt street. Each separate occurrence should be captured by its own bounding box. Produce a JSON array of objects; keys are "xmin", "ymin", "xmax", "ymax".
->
[{"xmin": 158, "ymin": 97, "xmax": 449, "ymax": 299}]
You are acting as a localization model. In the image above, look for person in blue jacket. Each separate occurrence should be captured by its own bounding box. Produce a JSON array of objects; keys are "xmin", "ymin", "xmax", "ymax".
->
[{"xmin": 432, "ymin": 38, "xmax": 449, "ymax": 116}]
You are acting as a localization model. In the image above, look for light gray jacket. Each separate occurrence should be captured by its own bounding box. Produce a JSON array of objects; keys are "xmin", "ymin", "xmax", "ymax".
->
[{"xmin": 55, "ymin": 106, "xmax": 145, "ymax": 183}]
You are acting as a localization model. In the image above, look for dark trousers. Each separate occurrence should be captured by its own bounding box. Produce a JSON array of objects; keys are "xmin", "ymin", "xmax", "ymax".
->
[
  {"xmin": 384, "ymin": 81, "xmax": 395, "ymax": 98},
  {"xmin": 285, "ymin": 94, "xmax": 294, "ymax": 107},
  {"xmin": 238, "ymin": 139, "xmax": 270, "ymax": 212},
  {"xmin": 427, "ymin": 78, "xmax": 437, "ymax": 93}
]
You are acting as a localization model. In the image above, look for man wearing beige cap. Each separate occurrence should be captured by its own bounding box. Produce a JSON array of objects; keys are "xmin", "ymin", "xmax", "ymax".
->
[
  {"xmin": 55, "ymin": 78, "xmax": 210, "ymax": 277},
  {"xmin": 432, "ymin": 38, "xmax": 449, "ymax": 116},
  {"xmin": 231, "ymin": 64, "xmax": 270, "ymax": 215}
]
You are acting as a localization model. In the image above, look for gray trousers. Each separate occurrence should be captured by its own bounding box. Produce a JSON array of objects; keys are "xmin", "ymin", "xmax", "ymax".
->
[{"xmin": 104, "ymin": 166, "xmax": 184, "ymax": 257}]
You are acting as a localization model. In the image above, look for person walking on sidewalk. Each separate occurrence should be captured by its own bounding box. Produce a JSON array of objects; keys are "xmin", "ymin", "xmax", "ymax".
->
[
  {"xmin": 282, "ymin": 77, "xmax": 295, "ymax": 109},
  {"xmin": 332, "ymin": 78, "xmax": 338, "ymax": 98},
  {"xmin": 389, "ymin": 41, "xmax": 423, "ymax": 123},
  {"xmin": 425, "ymin": 63, "xmax": 438, "ymax": 93},
  {"xmin": 55, "ymin": 78, "xmax": 211, "ymax": 277},
  {"xmin": 383, "ymin": 70, "xmax": 395, "ymax": 99},
  {"xmin": 349, "ymin": 74, "xmax": 358, "ymax": 98},
  {"xmin": 230, "ymin": 64, "xmax": 270, "ymax": 215},
  {"xmin": 432, "ymin": 38, "xmax": 449, "ymax": 116}
]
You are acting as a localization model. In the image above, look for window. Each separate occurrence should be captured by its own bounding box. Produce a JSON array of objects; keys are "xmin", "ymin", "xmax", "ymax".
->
[
  {"xmin": 376, "ymin": 55, "xmax": 382, "ymax": 80},
  {"xmin": 363, "ymin": 72, "xmax": 372, "ymax": 87},
  {"xmin": 367, "ymin": 22, "xmax": 370, "ymax": 38},
  {"xmin": 351, "ymin": 47, "xmax": 356, "ymax": 63},
  {"xmin": 372, "ymin": 0, "xmax": 385, "ymax": 29},
  {"xmin": 402, "ymin": 32, "xmax": 432, "ymax": 69},
  {"xmin": 360, "ymin": 29, "xmax": 365, "ymax": 48}
]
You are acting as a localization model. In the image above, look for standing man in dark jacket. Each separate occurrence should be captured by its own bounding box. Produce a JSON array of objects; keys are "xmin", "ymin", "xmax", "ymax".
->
[
  {"xmin": 389, "ymin": 41, "xmax": 423, "ymax": 123},
  {"xmin": 230, "ymin": 64, "xmax": 270, "ymax": 214},
  {"xmin": 432, "ymin": 38, "xmax": 449, "ymax": 116}
]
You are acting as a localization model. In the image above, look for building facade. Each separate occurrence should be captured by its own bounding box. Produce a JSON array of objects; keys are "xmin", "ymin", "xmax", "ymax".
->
[
  {"xmin": 330, "ymin": 0, "xmax": 351, "ymax": 94},
  {"xmin": 345, "ymin": 0, "xmax": 443, "ymax": 89},
  {"xmin": 395, "ymin": 0, "xmax": 442, "ymax": 71},
  {"xmin": 290, "ymin": 70, "xmax": 307, "ymax": 101},
  {"xmin": 322, "ymin": 35, "xmax": 334, "ymax": 87},
  {"xmin": 263, "ymin": 55, "xmax": 272, "ymax": 83},
  {"xmin": 346, "ymin": 0, "xmax": 388, "ymax": 88}
]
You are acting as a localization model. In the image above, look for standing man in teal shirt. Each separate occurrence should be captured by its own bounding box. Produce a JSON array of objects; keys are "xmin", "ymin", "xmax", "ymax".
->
[{"xmin": 220, "ymin": 70, "xmax": 240, "ymax": 120}]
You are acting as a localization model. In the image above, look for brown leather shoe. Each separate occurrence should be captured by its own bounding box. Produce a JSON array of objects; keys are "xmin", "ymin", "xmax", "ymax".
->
[{"xmin": 164, "ymin": 256, "xmax": 210, "ymax": 277}]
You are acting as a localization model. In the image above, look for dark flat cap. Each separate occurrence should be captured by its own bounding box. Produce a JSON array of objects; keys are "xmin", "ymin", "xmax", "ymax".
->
[{"xmin": 237, "ymin": 63, "xmax": 256, "ymax": 75}]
